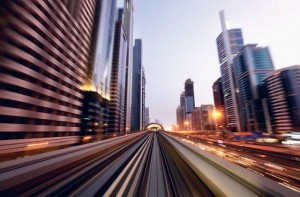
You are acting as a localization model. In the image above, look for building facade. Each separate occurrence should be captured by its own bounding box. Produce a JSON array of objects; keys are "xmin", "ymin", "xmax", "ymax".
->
[
  {"xmin": 212, "ymin": 77, "xmax": 227, "ymax": 129},
  {"xmin": 0, "ymin": 0, "xmax": 97, "ymax": 139},
  {"xmin": 108, "ymin": 9, "xmax": 128, "ymax": 133},
  {"xmin": 191, "ymin": 107, "xmax": 202, "ymax": 130},
  {"xmin": 131, "ymin": 39, "xmax": 142, "ymax": 131},
  {"xmin": 141, "ymin": 67, "xmax": 146, "ymax": 130},
  {"xmin": 123, "ymin": 0, "xmax": 134, "ymax": 131},
  {"xmin": 216, "ymin": 11, "xmax": 244, "ymax": 132},
  {"xmin": 144, "ymin": 107, "xmax": 150, "ymax": 127},
  {"xmin": 184, "ymin": 79, "xmax": 195, "ymax": 114},
  {"xmin": 233, "ymin": 44, "xmax": 274, "ymax": 132},
  {"xmin": 176, "ymin": 105, "xmax": 184, "ymax": 130},
  {"xmin": 264, "ymin": 65, "xmax": 300, "ymax": 133},
  {"xmin": 200, "ymin": 105, "xmax": 215, "ymax": 130},
  {"xmin": 81, "ymin": 0, "xmax": 117, "ymax": 135}
]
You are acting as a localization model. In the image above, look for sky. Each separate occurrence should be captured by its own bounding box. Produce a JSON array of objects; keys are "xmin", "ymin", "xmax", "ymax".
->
[{"xmin": 119, "ymin": 0, "xmax": 300, "ymax": 128}]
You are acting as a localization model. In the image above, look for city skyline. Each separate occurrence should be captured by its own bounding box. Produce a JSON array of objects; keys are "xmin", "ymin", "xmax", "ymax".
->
[
  {"xmin": 132, "ymin": 0, "xmax": 300, "ymax": 127},
  {"xmin": 0, "ymin": 2, "xmax": 299, "ymax": 195}
]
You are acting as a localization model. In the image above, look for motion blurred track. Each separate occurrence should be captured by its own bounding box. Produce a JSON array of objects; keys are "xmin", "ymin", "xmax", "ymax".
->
[{"xmin": 0, "ymin": 131, "xmax": 298, "ymax": 196}]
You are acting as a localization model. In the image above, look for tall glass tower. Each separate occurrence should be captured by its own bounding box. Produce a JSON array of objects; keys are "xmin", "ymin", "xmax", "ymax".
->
[
  {"xmin": 233, "ymin": 44, "xmax": 274, "ymax": 132},
  {"xmin": 216, "ymin": 10, "xmax": 244, "ymax": 132},
  {"xmin": 131, "ymin": 39, "xmax": 142, "ymax": 131},
  {"xmin": 108, "ymin": 9, "xmax": 128, "ymax": 133},
  {"xmin": 184, "ymin": 79, "xmax": 195, "ymax": 114}
]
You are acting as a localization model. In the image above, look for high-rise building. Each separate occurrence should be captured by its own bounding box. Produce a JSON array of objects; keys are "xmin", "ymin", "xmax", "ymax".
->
[
  {"xmin": 264, "ymin": 65, "xmax": 300, "ymax": 133},
  {"xmin": 191, "ymin": 107, "xmax": 202, "ymax": 130},
  {"xmin": 123, "ymin": 0, "xmax": 134, "ymax": 131},
  {"xmin": 212, "ymin": 77, "xmax": 227, "ymax": 129},
  {"xmin": 108, "ymin": 9, "xmax": 128, "ymax": 133},
  {"xmin": 0, "ymin": 0, "xmax": 97, "ymax": 139},
  {"xmin": 144, "ymin": 107, "xmax": 150, "ymax": 127},
  {"xmin": 176, "ymin": 105, "xmax": 184, "ymax": 130},
  {"xmin": 216, "ymin": 10, "xmax": 244, "ymax": 132},
  {"xmin": 200, "ymin": 105, "xmax": 215, "ymax": 130},
  {"xmin": 131, "ymin": 39, "xmax": 143, "ymax": 131},
  {"xmin": 141, "ymin": 67, "xmax": 146, "ymax": 130},
  {"xmin": 81, "ymin": 0, "xmax": 117, "ymax": 135},
  {"xmin": 233, "ymin": 44, "xmax": 274, "ymax": 132},
  {"xmin": 184, "ymin": 79, "xmax": 195, "ymax": 114}
]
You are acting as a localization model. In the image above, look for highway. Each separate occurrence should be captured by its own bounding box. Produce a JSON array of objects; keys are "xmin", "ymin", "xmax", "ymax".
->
[{"xmin": 0, "ymin": 131, "xmax": 299, "ymax": 196}]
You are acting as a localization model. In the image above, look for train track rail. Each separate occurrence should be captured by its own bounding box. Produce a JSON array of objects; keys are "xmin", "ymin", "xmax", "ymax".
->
[{"xmin": 0, "ymin": 131, "xmax": 298, "ymax": 196}]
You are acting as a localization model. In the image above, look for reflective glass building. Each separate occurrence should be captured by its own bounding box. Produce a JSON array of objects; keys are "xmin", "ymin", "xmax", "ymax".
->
[
  {"xmin": 131, "ymin": 39, "xmax": 142, "ymax": 131},
  {"xmin": 81, "ymin": 0, "xmax": 117, "ymax": 135},
  {"xmin": 108, "ymin": 9, "xmax": 128, "ymax": 133},
  {"xmin": 123, "ymin": 0, "xmax": 134, "ymax": 131},
  {"xmin": 184, "ymin": 79, "xmax": 195, "ymax": 114},
  {"xmin": 216, "ymin": 11, "xmax": 244, "ymax": 132},
  {"xmin": 233, "ymin": 44, "xmax": 274, "ymax": 132}
]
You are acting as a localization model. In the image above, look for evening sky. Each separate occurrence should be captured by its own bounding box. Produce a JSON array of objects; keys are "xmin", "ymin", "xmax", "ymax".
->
[{"xmin": 118, "ymin": 0, "xmax": 300, "ymax": 128}]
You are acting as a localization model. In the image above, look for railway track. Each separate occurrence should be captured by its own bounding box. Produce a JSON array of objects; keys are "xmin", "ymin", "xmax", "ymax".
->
[{"xmin": 0, "ymin": 131, "xmax": 298, "ymax": 196}]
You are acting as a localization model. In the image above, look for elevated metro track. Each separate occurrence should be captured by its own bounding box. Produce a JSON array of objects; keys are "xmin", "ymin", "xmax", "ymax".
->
[{"xmin": 0, "ymin": 131, "xmax": 298, "ymax": 196}]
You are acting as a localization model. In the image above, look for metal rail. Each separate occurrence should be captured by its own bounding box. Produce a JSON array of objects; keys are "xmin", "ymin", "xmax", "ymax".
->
[{"xmin": 0, "ymin": 131, "xmax": 297, "ymax": 196}]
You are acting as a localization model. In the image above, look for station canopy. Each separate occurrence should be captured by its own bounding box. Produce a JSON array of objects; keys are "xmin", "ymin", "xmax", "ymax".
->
[{"xmin": 146, "ymin": 123, "xmax": 164, "ymax": 131}]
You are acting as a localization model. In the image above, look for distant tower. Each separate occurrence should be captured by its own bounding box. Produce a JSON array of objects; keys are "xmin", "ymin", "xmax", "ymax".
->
[
  {"xmin": 184, "ymin": 79, "xmax": 195, "ymax": 114},
  {"xmin": 141, "ymin": 67, "xmax": 146, "ymax": 130},
  {"xmin": 216, "ymin": 10, "xmax": 244, "ymax": 132},
  {"xmin": 144, "ymin": 107, "xmax": 150, "ymax": 126},
  {"xmin": 131, "ymin": 39, "xmax": 143, "ymax": 131}
]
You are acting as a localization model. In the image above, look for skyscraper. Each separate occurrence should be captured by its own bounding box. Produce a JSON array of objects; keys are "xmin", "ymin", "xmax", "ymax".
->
[
  {"xmin": 131, "ymin": 39, "xmax": 143, "ymax": 131},
  {"xmin": 216, "ymin": 10, "xmax": 244, "ymax": 132},
  {"xmin": 141, "ymin": 67, "xmax": 146, "ymax": 130},
  {"xmin": 233, "ymin": 44, "xmax": 274, "ymax": 132},
  {"xmin": 184, "ymin": 79, "xmax": 195, "ymax": 114},
  {"xmin": 108, "ymin": 9, "xmax": 128, "ymax": 133},
  {"xmin": 81, "ymin": 0, "xmax": 117, "ymax": 135},
  {"xmin": 0, "ymin": 0, "xmax": 97, "ymax": 139},
  {"xmin": 144, "ymin": 107, "xmax": 150, "ymax": 126},
  {"xmin": 212, "ymin": 77, "xmax": 227, "ymax": 129},
  {"xmin": 176, "ymin": 91, "xmax": 186, "ymax": 130},
  {"xmin": 264, "ymin": 65, "xmax": 300, "ymax": 133},
  {"xmin": 123, "ymin": 0, "xmax": 134, "ymax": 131}
]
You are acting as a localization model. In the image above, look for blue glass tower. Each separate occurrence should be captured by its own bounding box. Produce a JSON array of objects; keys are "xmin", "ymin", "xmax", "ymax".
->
[{"xmin": 233, "ymin": 44, "xmax": 274, "ymax": 132}]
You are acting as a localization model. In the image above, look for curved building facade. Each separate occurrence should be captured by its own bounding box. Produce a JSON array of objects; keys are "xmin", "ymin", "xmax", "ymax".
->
[
  {"xmin": 264, "ymin": 65, "xmax": 300, "ymax": 133},
  {"xmin": 0, "ymin": 0, "xmax": 97, "ymax": 139}
]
